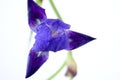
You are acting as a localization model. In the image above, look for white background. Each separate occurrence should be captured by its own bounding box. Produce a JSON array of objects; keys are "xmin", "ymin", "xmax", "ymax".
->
[{"xmin": 0, "ymin": 0, "xmax": 120, "ymax": 80}]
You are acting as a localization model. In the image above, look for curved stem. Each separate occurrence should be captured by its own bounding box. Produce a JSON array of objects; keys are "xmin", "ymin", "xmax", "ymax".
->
[
  {"xmin": 67, "ymin": 51, "xmax": 72, "ymax": 57},
  {"xmin": 36, "ymin": 0, "xmax": 42, "ymax": 6},
  {"xmin": 28, "ymin": 30, "xmax": 33, "ymax": 48},
  {"xmin": 28, "ymin": 30, "xmax": 33, "ymax": 42},
  {"xmin": 49, "ymin": 0, "xmax": 62, "ymax": 20},
  {"xmin": 69, "ymin": 75, "xmax": 73, "ymax": 80},
  {"xmin": 47, "ymin": 61, "xmax": 67, "ymax": 80}
]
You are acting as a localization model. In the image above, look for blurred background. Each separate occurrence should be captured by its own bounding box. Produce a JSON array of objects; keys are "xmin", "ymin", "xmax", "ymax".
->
[{"xmin": 0, "ymin": 0, "xmax": 120, "ymax": 80}]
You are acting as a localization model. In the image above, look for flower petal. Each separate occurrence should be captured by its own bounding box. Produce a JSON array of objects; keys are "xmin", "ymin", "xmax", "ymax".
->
[
  {"xmin": 28, "ymin": 0, "xmax": 47, "ymax": 31},
  {"xmin": 32, "ymin": 23, "xmax": 52, "ymax": 51},
  {"xmin": 48, "ymin": 34, "xmax": 69, "ymax": 52},
  {"xmin": 25, "ymin": 50, "xmax": 49, "ymax": 78},
  {"xmin": 67, "ymin": 31, "xmax": 95, "ymax": 50},
  {"xmin": 45, "ymin": 19, "xmax": 70, "ymax": 30},
  {"xmin": 45, "ymin": 19, "xmax": 70, "ymax": 38},
  {"xmin": 32, "ymin": 19, "xmax": 70, "ymax": 52}
]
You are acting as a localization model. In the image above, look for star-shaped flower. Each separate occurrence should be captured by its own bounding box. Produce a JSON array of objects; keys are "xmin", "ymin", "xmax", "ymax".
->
[{"xmin": 25, "ymin": 0, "xmax": 95, "ymax": 78}]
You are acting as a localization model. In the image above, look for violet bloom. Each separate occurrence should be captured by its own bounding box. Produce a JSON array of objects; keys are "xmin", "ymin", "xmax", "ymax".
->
[{"xmin": 25, "ymin": 0, "xmax": 95, "ymax": 78}]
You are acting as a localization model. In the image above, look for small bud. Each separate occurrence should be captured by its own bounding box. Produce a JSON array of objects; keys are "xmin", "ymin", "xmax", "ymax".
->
[{"xmin": 65, "ymin": 51, "xmax": 77, "ymax": 78}]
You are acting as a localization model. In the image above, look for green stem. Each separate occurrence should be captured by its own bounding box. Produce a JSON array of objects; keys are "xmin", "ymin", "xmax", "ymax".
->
[
  {"xmin": 70, "ymin": 77, "xmax": 73, "ymax": 80},
  {"xmin": 67, "ymin": 51, "xmax": 72, "ymax": 58},
  {"xmin": 29, "ymin": 31, "xmax": 33, "ymax": 42},
  {"xmin": 49, "ymin": 0, "xmax": 62, "ymax": 20},
  {"xmin": 47, "ymin": 61, "xmax": 66, "ymax": 80},
  {"xmin": 69, "ymin": 75, "xmax": 73, "ymax": 80},
  {"xmin": 28, "ymin": 30, "xmax": 33, "ymax": 48},
  {"xmin": 36, "ymin": 0, "xmax": 42, "ymax": 6}
]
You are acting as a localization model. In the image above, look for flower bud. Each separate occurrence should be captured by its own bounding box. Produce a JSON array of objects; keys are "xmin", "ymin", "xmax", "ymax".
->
[{"xmin": 65, "ymin": 51, "xmax": 77, "ymax": 78}]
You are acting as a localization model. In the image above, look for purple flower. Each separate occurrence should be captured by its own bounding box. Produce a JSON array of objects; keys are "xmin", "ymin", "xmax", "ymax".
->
[
  {"xmin": 26, "ymin": 0, "xmax": 95, "ymax": 78},
  {"xmin": 32, "ymin": 19, "xmax": 70, "ymax": 52}
]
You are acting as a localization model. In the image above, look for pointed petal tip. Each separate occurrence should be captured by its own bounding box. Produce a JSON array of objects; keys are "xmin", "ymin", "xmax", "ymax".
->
[
  {"xmin": 89, "ymin": 37, "xmax": 96, "ymax": 43},
  {"xmin": 25, "ymin": 67, "xmax": 34, "ymax": 78},
  {"xmin": 68, "ymin": 31, "xmax": 96, "ymax": 50},
  {"xmin": 25, "ymin": 50, "xmax": 49, "ymax": 78},
  {"xmin": 88, "ymin": 36, "xmax": 96, "ymax": 41},
  {"xmin": 25, "ymin": 74, "xmax": 30, "ymax": 78},
  {"xmin": 91, "ymin": 37, "xmax": 96, "ymax": 40},
  {"xmin": 25, "ymin": 72, "xmax": 33, "ymax": 78}
]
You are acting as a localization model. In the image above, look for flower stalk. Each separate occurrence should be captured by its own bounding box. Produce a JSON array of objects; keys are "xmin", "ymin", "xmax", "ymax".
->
[
  {"xmin": 69, "ymin": 75, "xmax": 73, "ymax": 80},
  {"xmin": 36, "ymin": 0, "xmax": 43, "ymax": 6},
  {"xmin": 47, "ymin": 61, "xmax": 66, "ymax": 80},
  {"xmin": 28, "ymin": 30, "xmax": 33, "ymax": 46},
  {"xmin": 49, "ymin": 0, "xmax": 62, "ymax": 20}
]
